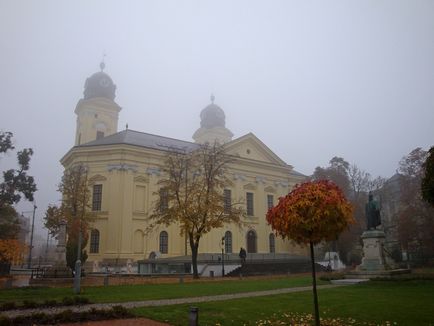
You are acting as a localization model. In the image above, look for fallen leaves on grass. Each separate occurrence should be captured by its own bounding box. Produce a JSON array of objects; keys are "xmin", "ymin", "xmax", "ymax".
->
[{"xmin": 250, "ymin": 312, "xmax": 397, "ymax": 326}]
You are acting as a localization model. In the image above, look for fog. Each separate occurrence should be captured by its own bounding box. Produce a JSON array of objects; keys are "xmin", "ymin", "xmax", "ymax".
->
[{"xmin": 1, "ymin": 1, "xmax": 433, "ymax": 237}]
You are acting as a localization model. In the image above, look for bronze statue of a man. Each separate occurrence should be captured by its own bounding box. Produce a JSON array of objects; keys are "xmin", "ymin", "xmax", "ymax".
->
[{"xmin": 365, "ymin": 192, "xmax": 381, "ymax": 230}]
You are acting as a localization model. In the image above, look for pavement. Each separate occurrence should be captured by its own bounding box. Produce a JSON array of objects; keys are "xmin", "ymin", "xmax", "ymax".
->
[{"xmin": 1, "ymin": 284, "xmax": 344, "ymax": 319}]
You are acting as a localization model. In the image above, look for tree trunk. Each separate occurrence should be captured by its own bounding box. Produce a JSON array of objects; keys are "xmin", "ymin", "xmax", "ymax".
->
[
  {"xmin": 191, "ymin": 244, "xmax": 199, "ymax": 279},
  {"xmin": 310, "ymin": 241, "xmax": 320, "ymax": 326},
  {"xmin": 189, "ymin": 235, "xmax": 200, "ymax": 279}
]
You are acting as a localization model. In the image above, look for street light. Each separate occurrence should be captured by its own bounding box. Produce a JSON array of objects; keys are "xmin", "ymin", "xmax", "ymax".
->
[
  {"xmin": 221, "ymin": 236, "xmax": 225, "ymax": 277},
  {"xmin": 27, "ymin": 204, "xmax": 37, "ymax": 269}
]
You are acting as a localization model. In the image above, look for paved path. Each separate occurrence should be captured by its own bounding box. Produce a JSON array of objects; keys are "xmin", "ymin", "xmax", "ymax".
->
[{"xmin": 1, "ymin": 284, "xmax": 344, "ymax": 319}]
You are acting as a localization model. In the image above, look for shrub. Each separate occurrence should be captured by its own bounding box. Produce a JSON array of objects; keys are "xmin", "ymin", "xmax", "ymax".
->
[
  {"xmin": 61, "ymin": 297, "xmax": 74, "ymax": 306},
  {"xmin": 55, "ymin": 309, "xmax": 73, "ymax": 323},
  {"xmin": 73, "ymin": 296, "xmax": 90, "ymax": 305},
  {"xmin": 319, "ymin": 272, "xmax": 345, "ymax": 281},
  {"xmin": 0, "ymin": 315, "xmax": 12, "ymax": 326},
  {"xmin": 111, "ymin": 305, "xmax": 130, "ymax": 317},
  {"xmin": 0, "ymin": 301, "xmax": 16, "ymax": 311},
  {"xmin": 43, "ymin": 299, "xmax": 58, "ymax": 307},
  {"xmin": 22, "ymin": 300, "xmax": 37, "ymax": 309}
]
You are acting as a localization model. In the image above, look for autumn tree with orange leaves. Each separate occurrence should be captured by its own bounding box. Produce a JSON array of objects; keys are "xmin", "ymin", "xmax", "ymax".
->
[{"xmin": 267, "ymin": 180, "xmax": 353, "ymax": 326}]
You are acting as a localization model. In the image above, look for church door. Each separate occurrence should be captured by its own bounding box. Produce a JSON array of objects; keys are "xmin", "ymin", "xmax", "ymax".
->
[{"xmin": 247, "ymin": 230, "xmax": 257, "ymax": 253}]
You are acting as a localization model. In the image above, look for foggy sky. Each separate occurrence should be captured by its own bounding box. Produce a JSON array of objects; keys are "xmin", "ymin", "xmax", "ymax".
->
[{"xmin": 1, "ymin": 1, "xmax": 434, "ymax": 237}]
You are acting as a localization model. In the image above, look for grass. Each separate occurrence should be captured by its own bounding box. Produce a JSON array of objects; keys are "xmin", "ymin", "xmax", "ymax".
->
[
  {"xmin": 0, "ymin": 274, "xmax": 323, "ymax": 304},
  {"xmin": 132, "ymin": 280, "xmax": 434, "ymax": 325}
]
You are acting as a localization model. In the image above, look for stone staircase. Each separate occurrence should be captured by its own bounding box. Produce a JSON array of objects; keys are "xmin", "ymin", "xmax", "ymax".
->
[{"xmin": 226, "ymin": 259, "xmax": 327, "ymax": 277}]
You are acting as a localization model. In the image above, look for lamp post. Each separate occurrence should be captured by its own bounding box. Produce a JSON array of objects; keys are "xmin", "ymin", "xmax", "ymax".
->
[
  {"xmin": 27, "ymin": 204, "xmax": 37, "ymax": 269},
  {"xmin": 221, "ymin": 236, "xmax": 225, "ymax": 277}
]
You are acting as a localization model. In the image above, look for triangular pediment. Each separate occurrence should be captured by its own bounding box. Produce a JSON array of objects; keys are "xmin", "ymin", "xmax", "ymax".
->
[
  {"xmin": 264, "ymin": 186, "xmax": 276, "ymax": 193},
  {"xmin": 89, "ymin": 174, "xmax": 107, "ymax": 184},
  {"xmin": 243, "ymin": 183, "xmax": 257, "ymax": 191},
  {"xmin": 224, "ymin": 133, "xmax": 290, "ymax": 167},
  {"xmin": 134, "ymin": 175, "xmax": 149, "ymax": 183}
]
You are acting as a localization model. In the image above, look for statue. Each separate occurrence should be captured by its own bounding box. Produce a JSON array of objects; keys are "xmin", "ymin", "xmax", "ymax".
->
[{"xmin": 365, "ymin": 192, "xmax": 381, "ymax": 230}]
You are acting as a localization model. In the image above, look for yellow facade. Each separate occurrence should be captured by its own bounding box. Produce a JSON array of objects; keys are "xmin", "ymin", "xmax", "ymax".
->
[{"xmin": 61, "ymin": 66, "xmax": 308, "ymax": 271}]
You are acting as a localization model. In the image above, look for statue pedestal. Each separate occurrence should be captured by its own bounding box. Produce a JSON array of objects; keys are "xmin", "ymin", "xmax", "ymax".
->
[
  {"xmin": 359, "ymin": 230, "xmax": 387, "ymax": 271},
  {"xmin": 346, "ymin": 229, "xmax": 410, "ymax": 279},
  {"xmin": 55, "ymin": 245, "xmax": 66, "ymax": 267}
]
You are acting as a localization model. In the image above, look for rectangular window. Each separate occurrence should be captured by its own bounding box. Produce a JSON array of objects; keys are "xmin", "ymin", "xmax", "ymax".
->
[
  {"xmin": 224, "ymin": 189, "xmax": 231, "ymax": 214},
  {"xmin": 92, "ymin": 184, "xmax": 103, "ymax": 211},
  {"xmin": 96, "ymin": 131, "xmax": 105, "ymax": 140},
  {"xmin": 267, "ymin": 194, "xmax": 274, "ymax": 210},
  {"xmin": 246, "ymin": 192, "xmax": 254, "ymax": 216},
  {"xmin": 159, "ymin": 188, "xmax": 169, "ymax": 213}
]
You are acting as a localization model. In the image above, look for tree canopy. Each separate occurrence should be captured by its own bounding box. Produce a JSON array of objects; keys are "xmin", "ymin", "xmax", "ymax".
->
[
  {"xmin": 0, "ymin": 132, "xmax": 37, "ymax": 210},
  {"xmin": 266, "ymin": 180, "xmax": 353, "ymax": 245},
  {"xmin": 421, "ymin": 146, "xmax": 434, "ymax": 207},
  {"xmin": 148, "ymin": 142, "xmax": 244, "ymax": 278},
  {"xmin": 0, "ymin": 131, "xmax": 37, "ymax": 264},
  {"xmin": 44, "ymin": 164, "xmax": 94, "ymax": 269},
  {"xmin": 397, "ymin": 147, "xmax": 434, "ymax": 261}
]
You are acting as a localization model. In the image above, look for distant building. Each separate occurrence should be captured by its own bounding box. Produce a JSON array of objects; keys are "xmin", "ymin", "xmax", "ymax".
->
[
  {"xmin": 377, "ymin": 173, "xmax": 409, "ymax": 263},
  {"xmin": 17, "ymin": 213, "xmax": 30, "ymax": 245},
  {"xmin": 61, "ymin": 63, "xmax": 308, "ymax": 272}
]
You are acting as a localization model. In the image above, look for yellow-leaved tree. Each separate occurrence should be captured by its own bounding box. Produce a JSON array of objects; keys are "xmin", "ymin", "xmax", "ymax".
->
[{"xmin": 148, "ymin": 143, "xmax": 244, "ymax": 279}]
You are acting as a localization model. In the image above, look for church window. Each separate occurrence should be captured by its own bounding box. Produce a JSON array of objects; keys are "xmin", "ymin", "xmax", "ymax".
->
[
  {"xmin": 247, "ymin": 230, "xmax": 257, "ymax": 253},
  {"xmin": 159, "ymin": 231, "xmax": 168, "ymax": 254},
  {"xmin": 267, "ymin": 194, "xmax": 274, "ymax": 210},
  {"xmin": 223, "ymin": 189, "xmax": 231, "ymax": 214},
  {"xmin": 96, "ymin": 131, "xmax": 104, "ymax": 140},
  {"xmin": 224, "ymin": 231, "xmax": 232, "ymax": 253},
  {"xmin": 246, "ymin": 192, "xmax": 254, "ymax": 216},
  {"xmin": 269, "ymin": 233, "xmax": 276, "ymax": 253},
  {"xmin": 159, "ymin": 188, "xmax": 169, "ymax": 213},
  {"xmin": 90, "ymin": 229, "xmax": 100, "ymax": 253},
  {"xmin": 92, "ymin": 184, "xmax": 103, "ymax": 211}
]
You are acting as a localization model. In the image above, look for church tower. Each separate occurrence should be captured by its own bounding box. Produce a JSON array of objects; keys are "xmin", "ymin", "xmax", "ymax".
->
[
  {"xmin": 192, "ymin": 95, "xmax": 233, "ymax": 144},
  {"xmin": 74, "ymin": 62, "xmax": 121, "ymax": 145}
]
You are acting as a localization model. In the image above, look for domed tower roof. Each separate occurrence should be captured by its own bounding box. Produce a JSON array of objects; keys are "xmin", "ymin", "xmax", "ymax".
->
[
  {"xmin": 193, "ymin": 94, "xmax": 233, "ymax": 144},
  {"xmin": 83, "ymin": 62, "xmax": 117, "ymax": 101},
  {"xmin": 199, "ymin": 94, "xmax": 226, "ymax": 129}
]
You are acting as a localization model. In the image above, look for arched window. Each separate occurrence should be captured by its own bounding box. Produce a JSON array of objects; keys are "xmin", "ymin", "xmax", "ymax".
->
[
  {"xmin": 224, "ymin": 231, "xmax": 232, "ymax": 253},
  {"xmin": 269, "ymin": 233, "xmax": 276, "ymax": 253},
  {"xmin": 90, "ymin": 229, "xmax": 100, "ymax": 254},
  {"xmin": 247, "ymin": 230, "xmax": 257, "ymax": 253},
  {"xmin": 159, "ymin": 231, "xmax": 168, "ymax": 254}
]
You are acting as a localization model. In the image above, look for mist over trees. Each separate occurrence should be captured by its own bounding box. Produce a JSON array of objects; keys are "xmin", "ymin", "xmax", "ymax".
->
[
  {"xmin": 311, "ymin": 156, "xmax": 385, "ymax": 265},
  {"xmin": 397, "ymin": 148, "xmax": 434, "ymax": 263},
  {"xmin": 0, "ymin": 131, "xmax": 37, "ymax": 265},
  {"xmin": 421, "ymin": 146, "xmax": 434, "ymax": 208},
  {"xmin": 312, "ymin": 146, "xmax": 434, "ymax": 266}
]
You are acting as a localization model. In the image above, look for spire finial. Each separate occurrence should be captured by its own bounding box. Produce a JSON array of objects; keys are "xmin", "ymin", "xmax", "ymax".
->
[
  {"xmin": 100, "ymin": 53, "xmax": 106, "ymax": 71},
  {"xmin": 210, "ymin": 93, "xmax": 215, "ymax": 104},
  {"xmin": 126, "ymin": 123, "xmax": 128, "ymax": 130}
]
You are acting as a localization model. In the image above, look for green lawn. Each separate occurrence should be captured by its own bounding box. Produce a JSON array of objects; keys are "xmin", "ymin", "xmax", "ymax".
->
[
  {"xmin": 132, "ymin": 280, "xmax": 434, "ymax": 325},
  {"xmin": 0, "ymin": 275, "xmax": 322, "ymax": 304}
]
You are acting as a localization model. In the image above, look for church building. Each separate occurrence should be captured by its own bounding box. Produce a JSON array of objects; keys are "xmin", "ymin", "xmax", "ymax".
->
[{"xmin": 61, "ymin": 63, "xmax": 308, "ymax": 273}]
